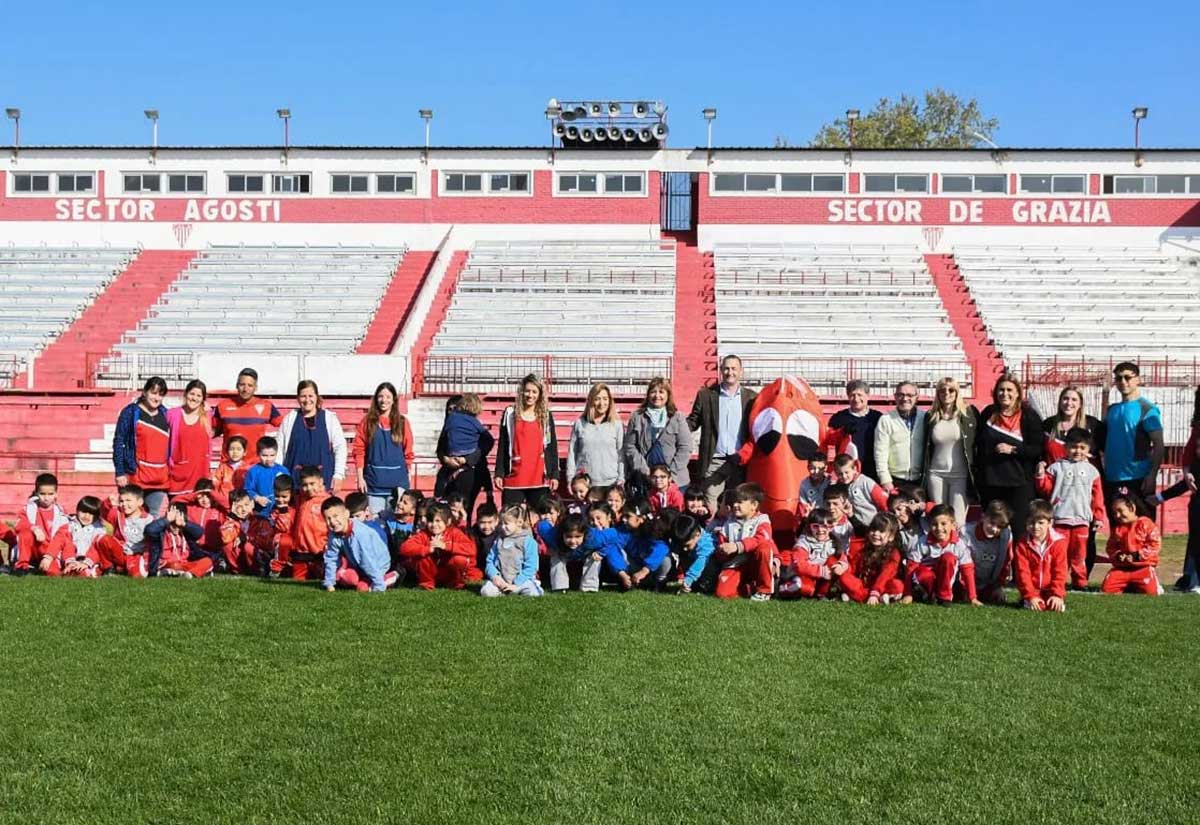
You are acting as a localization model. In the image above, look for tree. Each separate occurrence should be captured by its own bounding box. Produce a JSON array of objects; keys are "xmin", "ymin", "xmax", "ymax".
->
[{"xmin": 808, "ymin": 89, "xmax": 999, "ymax": 149}]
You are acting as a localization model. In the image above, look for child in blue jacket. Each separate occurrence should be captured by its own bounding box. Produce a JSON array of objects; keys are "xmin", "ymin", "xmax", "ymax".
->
[
  {"xmin": 481, "ymin": 505, "xmax": 542, "ymax": 597},
  {"xmin": 674, "ymin": 513, "xmax": 716, "ymax": 593},
  {"xmin": 321, "ymin": 497, "xmax": 397, "ymax": 593}
]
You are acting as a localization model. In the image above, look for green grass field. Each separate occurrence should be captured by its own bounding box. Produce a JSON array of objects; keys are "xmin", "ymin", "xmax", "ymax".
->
[{"xmin": 1, "ymin": 538, "xmax": 1196, "ymax": 825}]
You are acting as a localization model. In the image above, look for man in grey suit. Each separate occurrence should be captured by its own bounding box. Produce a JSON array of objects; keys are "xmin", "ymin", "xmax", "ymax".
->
[{"xmin": 687, "ymin": 354, "xmax": 758, "ymax": 512}]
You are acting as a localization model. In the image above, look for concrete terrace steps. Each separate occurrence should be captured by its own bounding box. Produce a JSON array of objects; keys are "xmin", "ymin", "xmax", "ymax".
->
[
  {"xmin": 669, "ymin": 235, "xmax": 716, "ymax": 411},
  {"xmin": 30, "ymin": 251, "xmax": 198, "ymax": 390},
  {"xmin": 356, "ymin": 251, "xmax": 437, "ymax": 355},
  {"xmin": 924, "ymin": 253, "xmax": 1011, "ymax": 389}
]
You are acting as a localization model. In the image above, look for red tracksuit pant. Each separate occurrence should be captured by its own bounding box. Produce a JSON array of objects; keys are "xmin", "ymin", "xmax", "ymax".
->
[
  {"xmin": 223, "ymin": 540, "xmax": 258, "ymax": 575},
  {"xmin": 13, "ymin": 527, "xmax": 70, "ymax": 573},
  {"xmin": 288, "ymin": 551, "xmax": 325, "ymax": 581},
  {"xmin": 778, "ymin": 573, "xmax": 833, "ymax": 599},
  {"xmin": 1101, "ymin": 567, "xmax": 1160, "ymax": 595},
  {"xmin": 161, "ymin": 557, "xmax": 215, "ymax": 577},
  {"xmin": 838, "ymin": 572, "xmax": 904, "ymax": 603},
  {"xmin": 714, "ymin": 544, "xmax": 776, "ymax": 599},
  {"xmin": 906, "ymin": 554, "xmax": 960, "ymax": 602},
  {"xmin": 403, "ymin": 554, "xmax": 471, "ymax": 590},
  {"xmin": 1057, "ymin": 523, "xmax": 1090, "ymax": 589},
  {"xmin": 335, "ymin": 567, "xmax": 400, "ymax": 592},
  {"xmin": 96, "ymin": 536, "xmax": 148, "ymax": 578}
]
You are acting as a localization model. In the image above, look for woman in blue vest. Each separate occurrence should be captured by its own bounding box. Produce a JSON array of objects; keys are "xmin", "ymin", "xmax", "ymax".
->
[
  {"xmin": 353, "ymin": 382, "xmax": 414, "ymax": 515},
  {"xmin": 277, "ymin": 380, "xmax": 348, "ymax": 492}
]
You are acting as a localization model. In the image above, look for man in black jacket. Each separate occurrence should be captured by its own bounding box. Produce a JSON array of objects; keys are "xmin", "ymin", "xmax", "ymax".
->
[{"xmin": 687, "ymin": 355, "xmax": 758, "ymax": 512}]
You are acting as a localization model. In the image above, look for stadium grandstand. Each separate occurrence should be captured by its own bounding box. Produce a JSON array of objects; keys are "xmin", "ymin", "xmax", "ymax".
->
[{"xmin": 1, "ymin": 141, "xmax": 1199, "ymax": 522}]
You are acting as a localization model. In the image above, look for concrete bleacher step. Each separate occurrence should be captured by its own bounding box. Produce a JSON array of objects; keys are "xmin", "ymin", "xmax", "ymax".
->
[
  {"xmin": 356, "ymin": 251, "xmax": 436, "ymax": 354},
  {"xmin": 30, "ymin": 250, "xmax": 197, "ymax": 390}
]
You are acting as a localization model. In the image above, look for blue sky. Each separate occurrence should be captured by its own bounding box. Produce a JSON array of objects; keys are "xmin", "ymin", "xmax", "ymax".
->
[{"xmin": 2, "ymin": 0, "xmax": 1194, "ymax": 148}]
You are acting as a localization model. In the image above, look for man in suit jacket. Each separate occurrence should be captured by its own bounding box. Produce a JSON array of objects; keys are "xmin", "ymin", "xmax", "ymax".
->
[{"xmin": 687, "ymin": 354, "xmax": 758, "ymax": 512}]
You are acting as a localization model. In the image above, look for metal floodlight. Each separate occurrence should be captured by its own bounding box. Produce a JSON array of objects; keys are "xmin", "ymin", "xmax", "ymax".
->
[
  {"xmin": 1132, "ymin": 106, "xmax": 1148, "ymax": 148},
  {"xmin": 144, "ymin": 109, "xmax": 159, "ymax": 121},
  {"xmin": 702, "ymin": 108, "xmax": 717, "ymax": 153},
  {"xmin": 652, "ymin": 101, "xmax": 666, "ymax": 116},
  {"xmin": 845, "ymin": 108, "xmax": 860, "ymax": 121},
  {"xmin": 6, "ymin": 107, "xmax": 20, "ymax": 153},
  {"xmin": 144, "ymin": 109, "xmax": 160, "ymax": 155},
  {"xmin": 276, "ymin": 108, "xmax": 291, "ymax": 119},
  {"xmin": 276, "ymin": 108, "xmax": 291, "ymax": 151},
  {"xmin": 5, "ymin": 108, "xmax": 19, "ymax": 120}
]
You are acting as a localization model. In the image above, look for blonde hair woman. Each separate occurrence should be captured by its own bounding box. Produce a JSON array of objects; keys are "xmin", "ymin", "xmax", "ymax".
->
[
  {"xmin": 922, "ymin": 376, "xmax": 979, "ymax": 525},
  {"xmin": 623, "ymin": 376, "xmax": 694, "ymax": 495},
  {"xmin": 495, "ymin": 374, "xmax": 559, "ymax": 507},
  {"xmin": 566, "ymin": 382, "xmax": 625, "ymax": 493}
]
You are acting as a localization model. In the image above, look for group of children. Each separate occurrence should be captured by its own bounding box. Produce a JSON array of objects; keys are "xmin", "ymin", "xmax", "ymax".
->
[{"xmin": 0, "ymin": 426, "xmax": 1167, "ymax": 607}]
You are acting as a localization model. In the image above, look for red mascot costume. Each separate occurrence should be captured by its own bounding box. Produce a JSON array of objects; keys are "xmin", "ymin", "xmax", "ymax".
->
[{"xmin": 736, "ymin": 376, "xmax": 827, "ymax": 549}]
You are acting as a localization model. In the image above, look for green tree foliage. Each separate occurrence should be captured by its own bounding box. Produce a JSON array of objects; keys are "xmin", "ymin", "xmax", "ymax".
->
[{"xmin": 809, "ymin": 89, "xmax": 999, "ymax": 149}]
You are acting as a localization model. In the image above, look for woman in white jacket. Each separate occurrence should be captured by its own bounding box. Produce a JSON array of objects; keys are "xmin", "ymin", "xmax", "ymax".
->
[
  {"xmin": 566, "ymin": 383, "xmax": 625, "ymax": 494},
  {"xmin": 277, "ymin": 379, "xmax": 348, "ymax": 492}
]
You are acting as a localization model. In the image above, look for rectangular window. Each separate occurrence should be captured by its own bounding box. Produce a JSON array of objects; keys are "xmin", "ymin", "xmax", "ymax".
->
[
  {"xmin": 1103, "ymin": 174, "xmax": 1197, "ymax": 195},
  {"xmin": 167, "ymin": 173, "xmax": 206, "ymax": 193},
  {"xmin": 13, "ymin": 173, "xmax": 51, "ymax": 193},
  {"xmin": 604, "ymin": 174, "xmax": 642, "ymax": 193},
  {"xmin": 228, "ymin": 174, "xmax": 265, "ymax": 193},
  {"xmin": 780, "ymin": 174, "xmax": 812, "ymax": 192},
  {"xmin": 123, "ymin": 173, "xmax": 161, "ymax": 193},
  {"xmin": 57, "ymin": 173, "xmax": 95, "ymax": 194},
  {"xmin": 713, "ymin": 173, "xmax": 744, "ymax": 192},
  {"xmin": 942, "ymin": 173, "xmax": 1006, "ymax": 194},
  {"xmin": 812, "ymin": 174, "xmax": 845, "ymax": 192},
  {"xmin": 745, "ymin": 173, "xmax": 776, "ymax": 192},
  {"xmin": 331, "ymin": 174, "xmax": 369, "ymax": 193},
  {"xmin": 489, "ymin": 173, "xmax": 529, "ymax": 193},
  {"xmin": 272, "ymin": 174, "xmax": 310, "ymax": 194},
  {"xmin": 376, "ymin": 173, "xmax": 415, "ymax": 194},
  {"xmin": 864, "ymin": 174, "xmax": 894, "ymax": 193},
  {"xmin": 444, "ymin": 173, "xmax": 483, "ymax": 193},
  {"xmin": 1020, "ymin": 174, "xmax": 1085, "ymax": 194},
  {"xmin": 559, "ymin": 174, "xmax": 598, "ymax": 193}
]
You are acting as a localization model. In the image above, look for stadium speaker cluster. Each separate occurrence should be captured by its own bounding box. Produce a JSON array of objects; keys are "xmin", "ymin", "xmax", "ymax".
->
[{"xmin": 548, "ymin": 100, "xmax": 668, "ymax": 149}]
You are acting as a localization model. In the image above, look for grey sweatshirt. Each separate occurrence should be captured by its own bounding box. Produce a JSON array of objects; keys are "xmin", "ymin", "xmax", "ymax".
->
[{"xmin": 566, "ymin": 418, "xmax": 625, "ymax": 487}]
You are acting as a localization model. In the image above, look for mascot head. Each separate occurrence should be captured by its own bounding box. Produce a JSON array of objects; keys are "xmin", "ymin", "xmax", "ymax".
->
[{"xmin": 742, "ymin": 376, "xmax": 826, "ymax": 546}]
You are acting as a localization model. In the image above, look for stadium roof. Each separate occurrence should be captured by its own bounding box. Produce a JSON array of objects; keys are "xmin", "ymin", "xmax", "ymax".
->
[{"xmin": 11, "ymin": 145, "xmax": 1200, "ymax": 152}]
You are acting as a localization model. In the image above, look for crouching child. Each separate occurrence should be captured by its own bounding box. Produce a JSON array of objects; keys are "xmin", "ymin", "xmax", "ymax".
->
[
  {"xmin": 481, "ymin": 505, "xmax": 543, "ymax": 597},
  {"xmin": 322, "ymin": 496, "xmax": 398, "ymax": 593}
]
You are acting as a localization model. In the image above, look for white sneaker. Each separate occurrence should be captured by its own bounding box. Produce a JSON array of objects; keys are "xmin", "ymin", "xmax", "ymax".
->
[
  {"xmin": 750, "ymin": 592, "xmax": 771, "ymax": 602},
  {"xmin": 881, "ymin": 594, "xmax": 894, "ymax": 605},
  {"xmin": 180, "ymin": 571, "xmax": 194, "ymax": 579},
  {"xmin": 1189, "ymin": 585, "xmax": 1200, "ymax": 595}
]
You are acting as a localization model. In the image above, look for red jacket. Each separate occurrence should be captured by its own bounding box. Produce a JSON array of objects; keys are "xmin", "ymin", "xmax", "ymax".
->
[
  {"xmin": 249, "ymin": 507, "xmax": 293, "ymax": 553},
  {"xmin": 15, "ymin": 499, "xmax": 70, "ymax": 548},
  {"xmin": 213, "ymin": 461, "xmax": 246, "ymax": 495},
  {"xmin": 399, "ymin": 526, "xmax": 475, "ymax": 561},
  {"xmin": 649, "ymin": 483, "xmax": 684, "ymax": 514},
  {"xmin": 291, "ymin": 491, "xmax": 331, "ymax": 555},
  {"xmin": 173, "ymin": 491, "xmax": 230, "ymax": 555},
  {"xmin": 850, "ymin": 540, "xmax": 904, "ymax": 597},
  {"xmin": 1013, "ymin": 529, "xmax": 1068, "ymax": 601},
  {"xmin": 1107, "ymin": 517, "xmax": 1161, "ymax": 570}
]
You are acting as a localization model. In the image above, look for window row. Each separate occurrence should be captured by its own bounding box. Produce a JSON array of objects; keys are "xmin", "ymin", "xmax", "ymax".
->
[
  {"xmin": 8, "ymin": 172, "xmax": 418, "ymax": 196},
  {"xmin": 1101, "ymin": 174, "xmax": 1200, "ymax": 195},
  {"xmin": 710, "ymin": 173, "xmax": 1085, "ymax": 195}
]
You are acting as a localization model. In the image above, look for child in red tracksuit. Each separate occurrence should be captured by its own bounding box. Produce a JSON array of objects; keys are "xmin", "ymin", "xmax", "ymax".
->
[
  {"xmin": 1101, "ymin": 496, "xmax": 1163, "ymax": 596},
  {"xmin": 1035, "ymin": 427, "xmax": 1105, "ymax": 590},
  {"xmin": 901, "ymin": 504, "xmax": 982, "ymax": 607},
  {"xmin": 173, "ymin": 478, "xmax": 229, "ymax": 558},
  {"xmin": 96, "ymin": 485, "xmax": 155, "ymax": 577},
  {"xmin": 841, "ymin": 512, "xmax": 905, "ymax": 605},
  {"xmin": 290, "ymin": 465, "xmax": 332, "ymax": 580},
  {"xmin": 831, "ymin": 454, "xmax": 891, "ymax": 530},
  {"xmin": 61, "ymin": 496, "xmax": 106, "ymax": 578},
  {"xmin": 713, "ymin": 483, "xmax": 777, "ymax": 601},
  {"xmin": 1013, "ymin": 500, "xmax": 1068, "ymax": 612},
  {"xmin": 219, "ymin": 490, "xmax": 258, "ymax": 575},
  {"xmin": 399, "ymin": 502, "xmax": 477, "ymax": 590},
  {"xmin": 779, "ymin": 508, "xmax": 845, "ymax": 599},
  {"xmin": 9, "ymin": 473, "xmax": 71, "ymax": 575},
  {"xmin": 249, "ymin": 476, "xmax": 296, "ymax": 577},
  {"xmin": 648, "ymin": 464, "xmax": 684, "ymax": 514}
]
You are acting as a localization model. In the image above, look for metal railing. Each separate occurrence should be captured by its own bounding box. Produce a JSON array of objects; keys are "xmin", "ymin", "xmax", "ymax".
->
[
  {"xmin": 715, "ymin": 270, "xmax": 930, "ymax": 287},
  {"xmin": 414, "ymin": 355, "xmax": 672, "ymax": 398},
  {"xmin": 459, "ymin": 268, "xmax": 675, "ymax": 286},
  {"xmin": 738, "ymin": 357, "xmax": 975, "ymax": 399},
  {"xmin": 86, "ymin": 352, "xmax": 197, "ymax": 391},
  {"xmin": 1019, "ymin": 356, "xmax": 1200, "ymax": 388}
]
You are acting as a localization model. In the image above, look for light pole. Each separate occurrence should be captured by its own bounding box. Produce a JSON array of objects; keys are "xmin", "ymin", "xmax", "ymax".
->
[
  {"xmin": 846, "ymin": 108, "xmax": 860, "ymax": 149},
  {"xmin": 6, "ymin": 108, "xmax": 20, "ymax": 156},
  {"xmin": 971, "ymin": 130, "xmax": 999, "ymax": 149},
  {"xmin": 276, "ymin": 108, "xmax": 291, "ymax": 150},
  {"xmin": 1132, "ymin": 107, "xmax": 1148, "ymax": 148},
  {"xmin": 702, "ymin": 108, "xmax": 717, "ymax": 149},
  {"xmin": 419, "ymin": 109, "xmax": 433, "ymax": 163},
  {"xmin": 145, "ymin": 109, "xmax": 159, "ymax": 163},
  {"xmin": 545, "ymin": 99, "xmax": 562, "ymax": 163}
]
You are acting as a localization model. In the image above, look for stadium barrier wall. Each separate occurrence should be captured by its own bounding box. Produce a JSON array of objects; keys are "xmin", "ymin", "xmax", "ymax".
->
[{"xmin": 87, "ymin": 352, "xmax": 410, "ymax": 396}]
